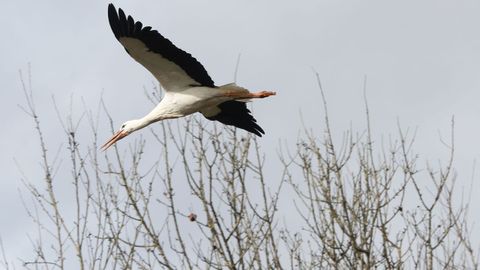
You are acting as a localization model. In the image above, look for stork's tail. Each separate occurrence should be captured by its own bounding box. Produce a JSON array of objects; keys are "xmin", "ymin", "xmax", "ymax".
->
[{"xmin": 220, "ymin": 83, "xmax": 252, "ymax": 102}]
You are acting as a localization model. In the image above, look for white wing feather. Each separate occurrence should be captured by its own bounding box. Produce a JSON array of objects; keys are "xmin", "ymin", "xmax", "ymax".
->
[{"xmin": 120, "ymin": 38, "xmax": 201, "ymax": 92}]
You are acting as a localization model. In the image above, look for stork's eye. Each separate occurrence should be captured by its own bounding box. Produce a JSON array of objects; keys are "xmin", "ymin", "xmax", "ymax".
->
[{"xmin": 121, "ymin": 124, "xmax": 126, "ymax": 129}]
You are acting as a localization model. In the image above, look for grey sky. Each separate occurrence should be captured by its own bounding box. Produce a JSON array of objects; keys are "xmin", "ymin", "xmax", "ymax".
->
[{"xmin": 2, "ymin": 0, "xmax": 480, "ymax": 262}]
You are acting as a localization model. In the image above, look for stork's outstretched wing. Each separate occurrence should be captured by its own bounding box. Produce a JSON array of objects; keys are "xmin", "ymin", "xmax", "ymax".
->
[
  {"xmin": 108, "ymin": 4, "xmax": 215, "ymax": 91},
  {"xmin": 202, "ymin": 101, "xmax": 265, "ymax": 136}
]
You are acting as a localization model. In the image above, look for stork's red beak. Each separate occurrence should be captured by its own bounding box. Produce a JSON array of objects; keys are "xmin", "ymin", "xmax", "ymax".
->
[{"xmin": 101, "ymin": 130, "xmax": 129, "ymax": 151}]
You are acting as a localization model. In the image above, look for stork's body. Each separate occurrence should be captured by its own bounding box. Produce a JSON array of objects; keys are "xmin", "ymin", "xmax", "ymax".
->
[
  {"xmin": 132, "ymin": 84, "xmax": 262, "ymax": 124},
  {"xmin": 102, "ymin": 4, "xmax": 275, "ymax": 150}
]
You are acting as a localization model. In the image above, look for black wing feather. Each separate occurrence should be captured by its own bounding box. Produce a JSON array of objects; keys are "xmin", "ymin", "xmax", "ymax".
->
[
  {"xmin": 107, "ymin": 4, "xmax": 215, "ymax": 87},
  {"xmin": 205, "ymin": 101, "xmax": 265, "ymax": 136}
]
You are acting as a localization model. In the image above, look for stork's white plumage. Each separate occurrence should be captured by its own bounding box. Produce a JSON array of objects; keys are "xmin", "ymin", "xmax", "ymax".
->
[{"xmin": 102, "ymin": 4, "xmax": 276, "ymax": 150}]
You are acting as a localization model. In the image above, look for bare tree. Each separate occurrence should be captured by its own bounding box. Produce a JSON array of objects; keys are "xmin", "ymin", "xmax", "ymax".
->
[
  {"xmin": 11, "ymin": 70, "xmax": 478, "ymax": 269},
  {"xmin": 278, "ymin": 75, "xmax": 478, "ymax": 269}
]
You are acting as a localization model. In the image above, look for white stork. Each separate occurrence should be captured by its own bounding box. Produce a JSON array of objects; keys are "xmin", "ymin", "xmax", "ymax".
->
[{"xmin": 102, "ymin": 4, "xmax": 276, "ymax": 150}]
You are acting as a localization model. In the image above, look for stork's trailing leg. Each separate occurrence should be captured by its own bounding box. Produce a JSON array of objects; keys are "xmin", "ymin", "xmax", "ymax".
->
[
  {"xmin": 221, "ymin": 90, "xmax": 276, "ymax": 99},
  {"xmin": 217, "ymin": 83, "xmax": 276, "ymax": 100},
  {"xmin": 247, "ymin": 91, "xmax": 276, "ymax": 98}
]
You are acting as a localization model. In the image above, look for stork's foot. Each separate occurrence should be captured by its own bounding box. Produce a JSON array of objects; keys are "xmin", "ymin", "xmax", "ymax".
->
[{"xmin": 251, "ymin": 91, "xmax": 276, "ymax": 98}]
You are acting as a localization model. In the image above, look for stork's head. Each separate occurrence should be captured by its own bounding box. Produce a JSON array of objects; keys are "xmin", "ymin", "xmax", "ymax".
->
[{"xmin": 101, "ymin": 119, "xmax": 145, "ymax": 151}]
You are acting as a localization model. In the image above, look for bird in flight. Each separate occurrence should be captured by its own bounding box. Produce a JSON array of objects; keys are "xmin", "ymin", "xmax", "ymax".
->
[{"xmin": 102, "ymin": 4, "xmax": 276, "ymax": 150}]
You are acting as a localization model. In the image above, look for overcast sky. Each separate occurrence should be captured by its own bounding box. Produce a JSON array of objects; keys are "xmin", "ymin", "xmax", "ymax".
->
[{"xmin": 2, "ymin": 0, "xmax": 480, "ymax": 263}]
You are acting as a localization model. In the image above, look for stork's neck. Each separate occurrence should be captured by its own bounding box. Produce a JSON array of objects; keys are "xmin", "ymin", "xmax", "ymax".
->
[
  {"xmin": 127, "ymin": 118, "xmax": 152, "ymax": 132},
  {"xmin": 140, "ymin": 109, "xmax": 182, "ymax": 127},
  {"xmin": 142, "ymin": 98, "xmax": 184, "ymax": 124}
]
